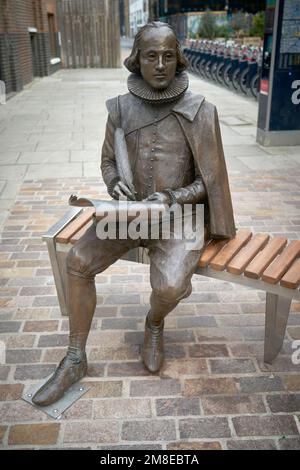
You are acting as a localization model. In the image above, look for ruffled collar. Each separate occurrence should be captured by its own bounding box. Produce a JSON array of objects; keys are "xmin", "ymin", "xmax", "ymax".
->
[{"xmin": 127, "ymin": 72, "xmax": 189, "ymax": 104}]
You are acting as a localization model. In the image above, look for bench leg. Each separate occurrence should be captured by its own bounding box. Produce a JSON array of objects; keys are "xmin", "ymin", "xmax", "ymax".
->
[
  {"xmin": 46, "ymin": 239, "xmax": 69, "ymax": 316},
  {"xmin": 264, "ymin": 292, "xmax": 291, "ymax": 364}
]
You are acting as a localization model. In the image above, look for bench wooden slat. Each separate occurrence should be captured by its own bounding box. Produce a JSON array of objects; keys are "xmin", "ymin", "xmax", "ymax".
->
[
  {"xmin": 56, "ymin": 208, "xmax": 95, "ymax": 244},
  {"xmin": 262, "ymin": 240, "xmax": 300, "ymax": 284},
  {"xmin": 209, "ymin": 230, "xmax": 252, "ymax": 271},
  {"xmin": 244, "ymin": 237, "xmax": 287, "ymax": 279},
  {"xmin": 198, "ymin": 239, "xmax": 228, "ymax": 268},
  {"xmin": 70, "ymin": 220, "xmax": 93, "ymax": 244},
  {"xmin": 280, "ymin": 258, "xmax": 300, "ymax": 289},
  {"xmin": 226, "ymin": 233, "xmax": 270, "ymax": 275}
]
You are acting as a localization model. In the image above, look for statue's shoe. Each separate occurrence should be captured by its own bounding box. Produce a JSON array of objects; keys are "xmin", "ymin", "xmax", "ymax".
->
[
  {"xmin": 141, "ymin": 316, "xmax": 164, "ymax": 373},
  {"xmin": 32, "ymin": 354, "xmax": 87, "ymax": 406}
]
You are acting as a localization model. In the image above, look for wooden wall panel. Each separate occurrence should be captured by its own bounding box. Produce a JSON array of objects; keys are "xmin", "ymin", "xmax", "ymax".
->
[{"xmin": 57, "ymin": 0, "xmax": 121, "ymax": 68}]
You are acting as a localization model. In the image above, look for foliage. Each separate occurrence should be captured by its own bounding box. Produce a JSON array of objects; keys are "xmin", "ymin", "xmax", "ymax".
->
[
  {"xmin": 249, "ymin": 12, "xmax": 265, "ymax": 38},
  {"xmin": 229, "ymin": 11, "xmax": 250, "ymax": 37},
  {"xmin": 196, "ymin": 10, "xmax": 264, "ymax": 40},
  {"xmin": 216, "ymin": 24, "xmax": 230, "ymax": 39},
  {"xmin": 198, "ymin": 10, "xmax": 218, "ymax": 39}
]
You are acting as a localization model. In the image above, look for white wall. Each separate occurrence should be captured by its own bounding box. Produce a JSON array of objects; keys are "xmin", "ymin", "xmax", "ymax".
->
[{"xmin": 129, "ymin": 0, "xmax": 149, "ymax": 36}]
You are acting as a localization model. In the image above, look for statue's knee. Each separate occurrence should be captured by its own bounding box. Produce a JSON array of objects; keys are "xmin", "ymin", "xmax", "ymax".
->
[
  {"xmin": 153, "ymin": 279, "xmax": 192, "ymax": 304},
  {"xmin": 66, "ymin": 246, "xmax": 92, "ymax": 278}
]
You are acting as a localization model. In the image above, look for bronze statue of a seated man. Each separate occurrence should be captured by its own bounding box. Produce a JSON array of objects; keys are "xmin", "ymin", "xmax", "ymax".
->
[{"xmin": 32, "ymin": 22, "xmax": 235, "ymax": 406}]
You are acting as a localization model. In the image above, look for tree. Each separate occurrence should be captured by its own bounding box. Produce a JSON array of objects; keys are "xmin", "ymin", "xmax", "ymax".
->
[
  {"xmin": 229, "ymin": 12, "xmax": 249, "ymax": 38},
  {"xmin": 249, "ymin": 12, "xmax": 265, "ymax": 38},
  {"xmin": 216, "ymin": 24, "xmax": 230, "ymax": 39},
  {"xmin": 198, "ymin": 10, "xmax": 218, "ymax": 39}
]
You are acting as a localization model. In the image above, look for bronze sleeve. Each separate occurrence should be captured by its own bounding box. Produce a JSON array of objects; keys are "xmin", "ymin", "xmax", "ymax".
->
[
  {"xmin": 171, "ymin": 169, "xmax": 207, "ymax": 205},
  {"xmin": 101, "ymin": 116, "xmax": 120, "ymax": 197}
]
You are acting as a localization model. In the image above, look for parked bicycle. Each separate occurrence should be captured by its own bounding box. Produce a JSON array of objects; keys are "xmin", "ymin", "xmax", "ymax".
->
[{"xmin": 183, "ymin": 39, "xmax": 262, "ymax": 99}]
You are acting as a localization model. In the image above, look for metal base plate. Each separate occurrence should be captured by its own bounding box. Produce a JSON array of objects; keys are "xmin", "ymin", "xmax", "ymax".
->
[{"xmin": 22, "ymin": 379, "xmax": 91, "ymax": 419}]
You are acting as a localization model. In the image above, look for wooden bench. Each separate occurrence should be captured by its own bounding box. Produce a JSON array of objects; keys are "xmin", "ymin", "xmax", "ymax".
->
[{"xmin": 43, "ymin": 207, "xmax": 300, "ymax": 365}]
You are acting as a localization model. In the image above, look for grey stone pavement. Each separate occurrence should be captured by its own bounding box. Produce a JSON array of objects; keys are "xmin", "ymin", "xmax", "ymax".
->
[{"xmin": 1, "ymin": 46, "xmax": 300, "ymax": 450}]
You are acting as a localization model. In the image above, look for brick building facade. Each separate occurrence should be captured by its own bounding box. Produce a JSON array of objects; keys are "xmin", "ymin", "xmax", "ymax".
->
[{"xmin": 0, "ymin": 0, "xmax": 61, "ymax": 95}]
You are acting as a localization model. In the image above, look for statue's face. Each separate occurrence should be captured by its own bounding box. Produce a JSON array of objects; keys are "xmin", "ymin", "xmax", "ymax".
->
[{"xmin": 139, "ymin": 28, "xmax": 177, "ymax": 90}]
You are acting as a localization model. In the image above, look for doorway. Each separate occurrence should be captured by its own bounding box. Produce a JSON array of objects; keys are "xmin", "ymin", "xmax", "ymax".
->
[{"xmin": 30, "ymin": 32, "xmax": 39, "ymax": 76}]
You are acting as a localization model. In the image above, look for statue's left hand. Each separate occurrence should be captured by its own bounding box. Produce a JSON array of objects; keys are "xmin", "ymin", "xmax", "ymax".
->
[{"xmin": 144, "ymin": 192, "xmax": 171, "ymax": 205}]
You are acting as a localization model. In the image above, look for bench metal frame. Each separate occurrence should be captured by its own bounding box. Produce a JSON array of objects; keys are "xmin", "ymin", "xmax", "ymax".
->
[{"xmin": 43, "ymin": 209, "xmax": 300, "ymax": 364}]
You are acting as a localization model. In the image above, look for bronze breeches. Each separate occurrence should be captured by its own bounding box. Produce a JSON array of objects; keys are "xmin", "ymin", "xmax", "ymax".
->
[{"xmin": 67, "ymin": 220, "xmax": 204, "ymax": 305}]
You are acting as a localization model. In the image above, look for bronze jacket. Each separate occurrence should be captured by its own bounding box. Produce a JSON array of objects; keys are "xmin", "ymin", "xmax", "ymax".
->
[{"xmin": 102, "ymin": 90, "xmax": 236, "ymax": 239}]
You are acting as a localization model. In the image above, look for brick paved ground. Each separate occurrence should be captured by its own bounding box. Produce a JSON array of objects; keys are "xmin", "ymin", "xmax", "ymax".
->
[{"xmin": 0, "ymin": 63, "xmax": 300, "ymax": 449}]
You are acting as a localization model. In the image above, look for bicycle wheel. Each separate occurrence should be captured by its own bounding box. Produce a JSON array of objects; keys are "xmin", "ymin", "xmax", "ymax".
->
[
  {"xmin": 189, "ymin": 55, "xmax": 196, "ymax": 72},
  {"xmin": 239, "ymin": 67, "xmax": 249, "ymax": 95},
  {"xmin": 194, "ymin": 57, "xmax": 202, "ymax": 75},
  {"xmin": 250, "ymin": 74, "xmax": 259, "ymax": 98},
  {"xmin": 199, "ymin": 58, "xmax": 207, "ymax": 76},
  {"xmin": 210, "ymin": 61, "xmax": 218, "ymax": 81},
  {"xmin": 232, "ymin": 68, "xmax": 241, "ymax": 91},
  {"xmin": 223, "ymin": 63, "xmax": 232, "ymax": 88},
  {"xmin": 216, "ymin": 61, "xmax": 225, "ymax": 84},
  {"xmin": 204, "ymin": 60, "xmax": 212, "ymax": 79}
]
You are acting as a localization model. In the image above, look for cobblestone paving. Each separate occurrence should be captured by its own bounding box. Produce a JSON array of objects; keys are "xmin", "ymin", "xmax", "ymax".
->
[
  {"xmin": 0, "ymin": 174, "xmax": 299, "ymax": 450},
  {"xmin": 0, "ymin": 67, "xmax": 300, "ymax": 449}
]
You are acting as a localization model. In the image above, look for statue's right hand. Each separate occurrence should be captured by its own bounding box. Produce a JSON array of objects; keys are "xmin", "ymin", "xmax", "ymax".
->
[{"xmin": 112, "ymin": 181, "xmax": 135, "ymax": 201}]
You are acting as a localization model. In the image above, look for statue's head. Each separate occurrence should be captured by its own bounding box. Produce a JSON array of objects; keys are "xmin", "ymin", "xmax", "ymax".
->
[{"xmin": 124, "ymin": 21, "xmax": 188, "ymax": 90}]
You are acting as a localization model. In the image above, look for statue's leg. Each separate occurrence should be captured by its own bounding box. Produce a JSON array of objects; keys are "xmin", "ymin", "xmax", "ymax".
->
[
  {"xmin": 142, "ymin": 235, "xmax": 204, "ymax": 372},
  {"xmin": 32, "ymin": 222, "xmax": 138, "ymax": 405}
]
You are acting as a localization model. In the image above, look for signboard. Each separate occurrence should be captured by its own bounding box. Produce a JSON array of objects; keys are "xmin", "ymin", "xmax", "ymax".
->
[
  {"xmin": 280, "ymin": 0, "xmax": 300, "ymax": 53},
  {"xmin": 257, "ymin": 0, "xmax": 300, "ymax": 145}
]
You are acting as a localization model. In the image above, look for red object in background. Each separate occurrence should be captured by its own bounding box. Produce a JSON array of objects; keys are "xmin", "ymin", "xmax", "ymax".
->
[{"xmin": 260, "ymin": 79, "xmax": 269, "ymax": 94}]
